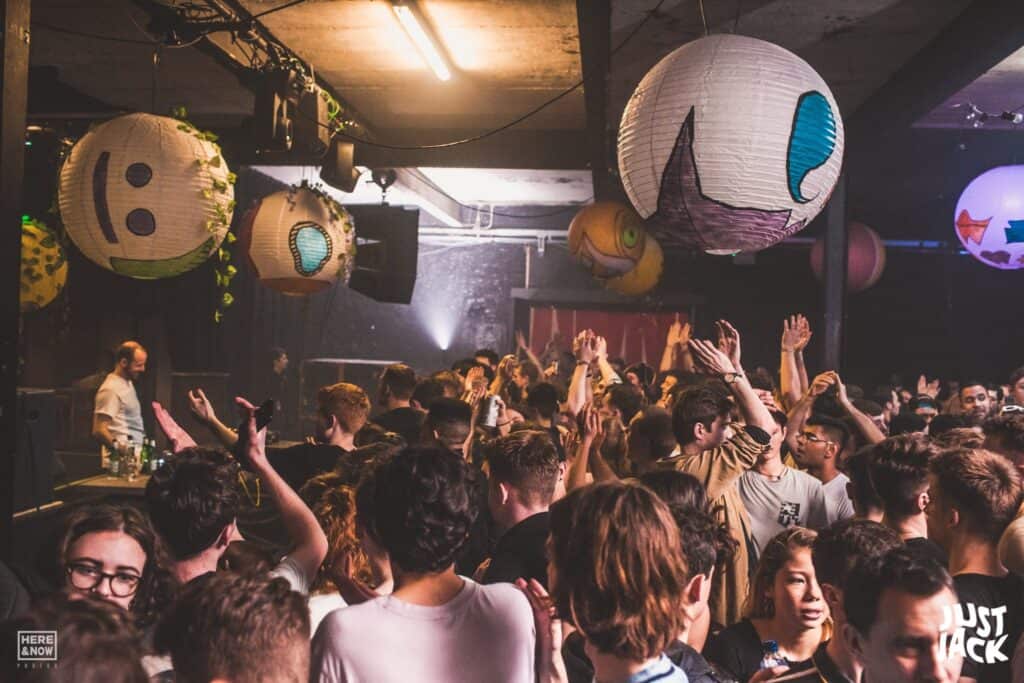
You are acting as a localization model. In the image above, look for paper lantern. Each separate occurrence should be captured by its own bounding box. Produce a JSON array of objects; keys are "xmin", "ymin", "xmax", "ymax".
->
[
  {"xmin": 20, "ymin": 217, "xmax": 67, "ymax": 313},
  {"xmin": 954, "ymin": 165, "xmax": 1024, "ymax": 270},
  {"xmin": 240, "ymin": 186, "xmax": 356, "ymax": 295},
  {"xmin": 618, "ymin": 34, "xmax": 844, "ymax": 253},
  {"xmin": 809, "ymin": 222, "xmax": 886, "ymax": 293},
  {"xmin": 58, "ymin": 113, "xmax": 234, "ymax": 278},
  {"xmin": 567, "ymin": 202, "xmax": 663, "ymax": 296}
]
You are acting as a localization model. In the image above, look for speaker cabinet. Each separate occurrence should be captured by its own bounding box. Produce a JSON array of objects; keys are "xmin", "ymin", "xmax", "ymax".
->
[{"xmin": 15, "ymin": 389, "xmax": 55, "ymax": 513}]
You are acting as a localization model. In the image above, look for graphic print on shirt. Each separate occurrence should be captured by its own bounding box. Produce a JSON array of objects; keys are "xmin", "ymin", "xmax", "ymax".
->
[
  {"xmin": 939, "ymin": 602, "xmax": 1009, "ymax": 666},
  {"xmin": 777, "ymin": 502, "xmax": 801, "ymax": 527}
]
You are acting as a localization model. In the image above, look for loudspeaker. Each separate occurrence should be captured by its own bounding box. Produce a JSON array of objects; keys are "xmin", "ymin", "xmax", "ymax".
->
[
  {"xmin": 15, "ymin": 389, "xmax": 55, "ymax": 513},
  {"xmin": 347, "ymin": 205, "xmax": 419, "ymax": 304},
  {"xmin": 294, "ymin": 88, "xmax": 332, "ymax": 157}
]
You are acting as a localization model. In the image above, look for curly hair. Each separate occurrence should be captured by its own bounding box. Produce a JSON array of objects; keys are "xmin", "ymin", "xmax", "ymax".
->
[
  {"xmin": 867, "ymin": 434, "xmax": 937, "ymax": 519},
  {"xmin": 549, "ymin": 481, "xmax": 688, "ymax": 661},
  {"xmin": 364, "ymin": 447, "xmax": 478, "ymax": 573},
  {"xmin": 58, "ymin": 504, "xmax": 177, "ymax": 628},
  {"xmin": 307, "ymin": 483, "xmax": 373, "ymax": 593},
  {"xmin": 0, "ymin": 592, "xmax": 147, "ymax": 682},
  {"xmin": 156, "ymin": 572, "xmax": 309, "ymax": 683},
  {"xmin": 745, "ymin": 527, "xmax": 818, "ymax": 619},
  {"xmin": 145, "ymin": 448, "xmax": 240, "ymax": 560}
]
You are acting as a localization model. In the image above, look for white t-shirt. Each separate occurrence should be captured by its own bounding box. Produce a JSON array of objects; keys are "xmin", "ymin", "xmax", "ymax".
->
[
  {"xmin": 94, "ymin": 372, "xmax": 144, "ymax": 462},
  {"xmin": 823, "ymin": 472, "xmax": 855, "ymax": 524},
  {"xmin": 310, "ymin": 577, "xmax": 536, "ymax": 683},
  {"xmin": 739, "ymin": 466, "xmax": 830, "ymax": 554},
  {"xmin": 270, "ymin": 555, "xmax": 311, "ymax": 595},
  {"xmin": 308, "ymin": 592, "xmax": 349, "ymax": 635}
]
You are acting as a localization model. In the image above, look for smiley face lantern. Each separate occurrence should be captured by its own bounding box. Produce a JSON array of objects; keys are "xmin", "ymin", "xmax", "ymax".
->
[
  {"xmin": 58, "ymin": 113, "xmax": 234, "ymax": 279},
  {"xmin": 568, "ymin": 202, "xmax": 664, "ymax": 296},
  {"xmin": 240, "ymin": 186, "xmax": 356, "ymax": 295}
]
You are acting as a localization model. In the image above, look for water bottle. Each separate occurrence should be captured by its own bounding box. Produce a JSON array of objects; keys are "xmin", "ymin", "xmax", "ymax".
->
[{"xmin": 760, "ymin": 640, "xmax": 787, "ymax": 670}]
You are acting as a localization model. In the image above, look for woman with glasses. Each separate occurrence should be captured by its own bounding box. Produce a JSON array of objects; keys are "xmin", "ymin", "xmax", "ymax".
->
[{"xmin": 58, "ymin": 504, "xmax": 175, "ymax": 629}]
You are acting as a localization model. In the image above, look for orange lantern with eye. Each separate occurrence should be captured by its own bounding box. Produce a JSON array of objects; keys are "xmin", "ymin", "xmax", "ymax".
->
[{"xmin": 568, "ymin": 201, "xmax": 663, "ymax": 295}]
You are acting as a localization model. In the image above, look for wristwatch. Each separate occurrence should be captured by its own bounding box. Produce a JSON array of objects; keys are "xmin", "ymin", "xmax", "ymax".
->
[{"xmin": 723, "ymin": 372, "xmax": 745, "ymax": 384}]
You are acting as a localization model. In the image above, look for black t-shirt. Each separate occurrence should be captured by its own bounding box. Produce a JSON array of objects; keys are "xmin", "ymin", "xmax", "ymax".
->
[
  {"xmin": 563, "ymin": 632, "xmax": 732, "ymax": 683},
  {"xmin": 703, "ymin": 619, "xmax": 814, "ymax": 682},
  {"xmin": 482, "ymin": 512, "xmax": 550, "ymax": 588},
  {"xmin": 950, "ymin": 572, "xmax": 1024, "ymax": 683},
  {"xmin": 904, "ymin": 536, "xmax": 949, "ymax": 567},
  {"xmin": 373, "ymin": 407, "xmax": 425, "ymax": 445},
  {"xmin": 267, "ymin": 443, "xmax": 347, "ymax": 491},
  {"xmin": 766, "ymin": 642, "xmax": 853, "ymax": 683}
]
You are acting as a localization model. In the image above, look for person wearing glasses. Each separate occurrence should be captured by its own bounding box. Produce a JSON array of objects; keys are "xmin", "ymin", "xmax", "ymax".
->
[
  {"xmin": 793, "ymin": 415, "xmax": 854, "ymax": 524},
  {"xmin": 58, "ymin": 504, "xmax": 174, "ymax": 628}
]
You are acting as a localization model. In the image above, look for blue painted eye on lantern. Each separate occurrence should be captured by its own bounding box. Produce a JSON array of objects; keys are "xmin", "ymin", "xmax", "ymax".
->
[
  {"xmin": 289, "ymin": 222, "xmax": 333, "ymax": 277},
  {"xmin": 786, "ymin": 91, "xmax": 838, "ymax": 204}
]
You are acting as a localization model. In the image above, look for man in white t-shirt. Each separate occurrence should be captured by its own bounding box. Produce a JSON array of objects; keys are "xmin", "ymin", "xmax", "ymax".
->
[
  {"xmin": 739, "ymin": 411, "xmax": 830, "ymax": 554},
  {"xmin": 311, "ymin": 446, "xmax": 536, "ymax": 683},
  {"xmin": 794, "ymin": 414, "xmax": 856, "ymax": 524},
  {"xmin": 92, "ymin": 341, "xmax": 147, "ymax": 466}
]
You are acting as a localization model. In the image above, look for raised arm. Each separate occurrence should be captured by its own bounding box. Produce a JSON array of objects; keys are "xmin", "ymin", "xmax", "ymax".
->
[
  {"xmin": 690, "ymin": 337, "xmax": 774, "ymax": 435},
  {"xmin": 238, "ymin": 397, "xmax": 328, "ymax": 588},
  {"xmin": 187, "ymin": 388, "xmax": 238, "ymax": 448},
  {"xmin": 794, "ymin": 315, "xmax": 813, "ymax": 394},
  {"xmin": 516, "ymin": 330, "xmax": 545, "ymax": 379},
  {"xmin": 566, "ymin": 403, "xmax": 617, "ymax": 492},
  {"xmin": 780, "ymin": 316, "xmax": 804, "ymax": 410},
  {"xmin": 835, "ymin": 374, "xmax": 886, "ymax": 445},
  {"xmin": 593, "ymin": 335, "xmax": 621, "ymax": 388},
  {"xmin": 566, "ymin": 331, "xmax": 595, "ymax": 417},
  {"xmin": 785, "ymin": 372, "xmax": 836, "ymax": 455},
  {"xmin": 490, "ymin": 354, "xmax": 516, "ymax": 398}
]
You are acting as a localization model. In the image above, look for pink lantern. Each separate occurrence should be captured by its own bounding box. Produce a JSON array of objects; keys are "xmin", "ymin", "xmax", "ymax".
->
[{"xmin": 809, "ymin": 222, "xmax": 886, "ymax": 293}]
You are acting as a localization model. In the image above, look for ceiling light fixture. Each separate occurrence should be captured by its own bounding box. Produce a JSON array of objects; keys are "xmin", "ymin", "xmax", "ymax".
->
[{"xmin": 391, "ymin": 1, "xmax": 451, "ymax": 82}]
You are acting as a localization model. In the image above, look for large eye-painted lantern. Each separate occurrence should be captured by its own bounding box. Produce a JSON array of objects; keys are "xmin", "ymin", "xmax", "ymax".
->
[
  {"xmin": 618, "ymin": 34, "xmax": 844, "ymax": 253},
  {"xmin": 58, "ymin": 113, "xmax": 234, "ymax": 278},
  {"xmin": 568, "ymin": 201, "xmax": 663, "ymax": 296},
  {"xmin": 954, "ymin": 165, "xmax": 1024, "ymax": 270},
  {"xmin": 240, "ymin": 186, "xmax": 356, "ymax": 295}
]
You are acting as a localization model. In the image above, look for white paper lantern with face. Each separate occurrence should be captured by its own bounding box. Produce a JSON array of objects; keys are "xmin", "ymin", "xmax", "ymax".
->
[
  {"xmin": 618, "ymin": 34, "xmax": 844, "ymax": 253},
  {"xmin": 58, "ymin": 113, "xmax": 234, "ymax": 278},
  {"xmin": 241, "ymin": 186, "xmax": 356, "ymax": 295},
  {"xmin": 954, "ymin": 165, "xmax": 1024, "ymax": 270}
]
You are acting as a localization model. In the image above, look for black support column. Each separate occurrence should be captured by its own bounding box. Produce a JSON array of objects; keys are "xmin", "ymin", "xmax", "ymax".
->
[
  {"xmin": 0, "ymin": 0, "xmax": 30, "ymax": 559},
  {"xmin": 822, "ymin": 173, "xmax": 847, "ymax": 371}
]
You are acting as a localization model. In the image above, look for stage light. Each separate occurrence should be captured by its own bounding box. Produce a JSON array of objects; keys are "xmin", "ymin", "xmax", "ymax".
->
[{"xmin": 391, "ymin": 2, "xmax": 451, "ymax": 82}]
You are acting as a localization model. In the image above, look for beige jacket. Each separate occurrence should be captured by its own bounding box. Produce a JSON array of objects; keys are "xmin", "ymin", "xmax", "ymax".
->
[{"xmin": 658, "ymin": 424, "xmax": 769, "ymax": 627}]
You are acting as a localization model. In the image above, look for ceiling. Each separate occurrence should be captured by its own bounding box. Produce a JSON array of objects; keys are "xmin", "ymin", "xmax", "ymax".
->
[{"xmin": 25, "ymin": 0, "xmax": 1024, "ymax": 215}]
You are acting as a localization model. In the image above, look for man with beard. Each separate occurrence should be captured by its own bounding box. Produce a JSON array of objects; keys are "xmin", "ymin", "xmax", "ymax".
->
[
  {"xmin": 92, "ymin": 340, "xmax": 147, "ymax": 468},
  {"xmin": 959, "ymin": 381, "xmax": 993, "ymax": 426}
]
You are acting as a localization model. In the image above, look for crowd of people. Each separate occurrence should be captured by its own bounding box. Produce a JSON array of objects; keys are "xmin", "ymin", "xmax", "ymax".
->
[{"xmin": 3, "ymin": 315, "xmax": 1024, "ymax": 683}]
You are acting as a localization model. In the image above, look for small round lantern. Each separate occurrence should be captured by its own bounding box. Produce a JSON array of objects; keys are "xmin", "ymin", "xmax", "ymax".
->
[
  {"xmin": 617, "ymin": 34, "xmax": 844, "ymax": 253},
  {"xmin": 240, "ymin": 186, "xmax": 356, "ymax": 295},
  {"xmin": 567, "ymin": 202, "xmax": 663, "ymax": 296},
  {"xmin": 809, "ymin": 222, "xmax": 886, "ymax": 293},
  {"xmin": 954, "ymin": 165, "xmax": 1024, "ymax": 270},
  {"xmin": 58, "ymin": 113, "xmax": 234, "ymax": 278},
  {"xmin": 20, "ymin": 217, "xmax": 67, "ymax": 312}
]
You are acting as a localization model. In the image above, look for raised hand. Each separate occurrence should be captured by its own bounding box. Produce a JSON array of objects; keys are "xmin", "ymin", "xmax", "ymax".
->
[
  {"xmin": 235, "ymin": 396, "xmax": 268, "ymax": 471},
  {"xmin": 808, "ymin": 371, "xmax": 838, "ymax": 397},
  {"xmin": 497, "ymin": 354, "xmax": 516, "ymax": 381},
  {"xmin": 715, "ymin": 319, "xmax": 742, "ymax": 369},
  {"xmin": 794, "ymin": 314, "xmax": 813, "ymax": 351},
  {"xmin": 152, "ymin": 401, "xmax": 197, "ymax": 452},
  {"xmin": 917, "ymin": 374, "xmax": 940, "ymax": 398},
  {"xmin": 187, "ymin": 388, "xmax": 217, "ymax": 424},
  {"xmin": 574, "ymin": 330, "xmax": 597, "ymax": 364},
  {"xmin": 594, "ymin": 335, "xmax": 608, "ymax": 360},
  {"xmin": 515, "ymin": 329, "xmax": 528, "ymax": 350},
  {"xmin": 688, "ymin": 338, "xmax": 737, "ymax": 376},
  {"xmin": 464, "ymin": 365, "xmax": 485, "ymax": 393},
  {"xmin": 580, "ymin": 401, "xmax": 604, "ymax": 443},
  {"xmin": 781, "ymin": 315, "xmax": 801, "ymax": 352}
]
